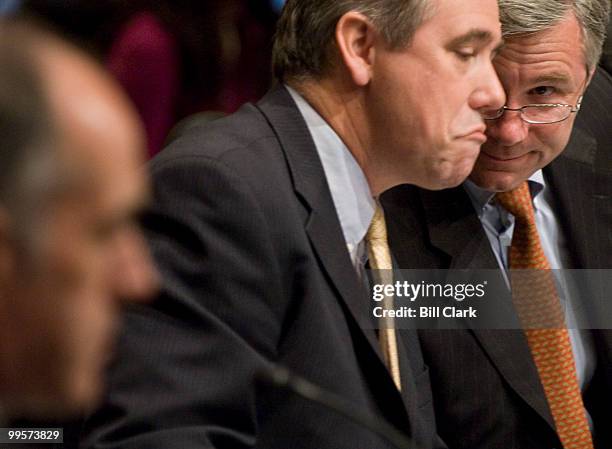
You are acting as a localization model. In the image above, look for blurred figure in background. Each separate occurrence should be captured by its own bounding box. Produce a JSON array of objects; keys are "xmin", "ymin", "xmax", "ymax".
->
[
  {"xmin": 20, "ymin": 0, "xmax": 277, "ymax": 157},
  {"xmin": 0, "ymin": 19, "xmax": 157, "ymax": 421}
]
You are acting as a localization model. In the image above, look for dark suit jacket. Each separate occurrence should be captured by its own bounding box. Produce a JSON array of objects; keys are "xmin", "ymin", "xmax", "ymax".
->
[
  {"xmin": 382, "ymin": 67, "xmax": 612, "ymax": 449},
  {"xmin": 81, "ymin": 85, "xmax": 444, "ymax": 449}
]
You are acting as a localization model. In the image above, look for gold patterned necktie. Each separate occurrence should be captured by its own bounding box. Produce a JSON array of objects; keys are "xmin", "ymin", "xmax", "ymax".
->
[
  {"xmin": 496, "ymin": 181, "xmax": 593, "ymax": 449},
  {"xmin": 366, "ymin": 205, "xmax": 401, "ymax": 391}
]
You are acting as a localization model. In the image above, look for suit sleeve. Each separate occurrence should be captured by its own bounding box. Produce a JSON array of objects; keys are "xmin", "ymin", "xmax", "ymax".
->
[{"xmin": 81, "ymin": 154, "xmax": 285, "ymax": 448}]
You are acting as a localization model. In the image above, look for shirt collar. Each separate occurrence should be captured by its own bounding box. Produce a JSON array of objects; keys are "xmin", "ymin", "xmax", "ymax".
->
[
  {"xmin": 464, "ymin": 169, "xmax": 546, "ymax": 215},
  {"xmin": 286, "ymin": 86, "xmax": 376, "ymax": 249}
]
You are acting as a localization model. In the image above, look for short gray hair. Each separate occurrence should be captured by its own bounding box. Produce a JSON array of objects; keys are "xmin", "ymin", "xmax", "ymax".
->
[
  {"xmin": 272, "ymin": 0, "xmax": 431, "ymax": 82},
  {"xmin": 0, "ymin": 20, "xmax": 61, "ymax": 250},
  {"xmin": 498, "ymin": 0, "xmax": 611, "ymax": 69}
]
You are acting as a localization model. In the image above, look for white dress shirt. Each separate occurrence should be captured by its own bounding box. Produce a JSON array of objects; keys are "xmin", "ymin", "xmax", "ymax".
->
[{"xmin": 287, "ymin": 86, "xmax": 375, "ymax": 272}]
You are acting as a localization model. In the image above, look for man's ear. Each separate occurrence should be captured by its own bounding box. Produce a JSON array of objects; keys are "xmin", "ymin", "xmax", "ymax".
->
[{"xmin": 335, "ymin": 12, "xmax": 378, "ymax": 87}]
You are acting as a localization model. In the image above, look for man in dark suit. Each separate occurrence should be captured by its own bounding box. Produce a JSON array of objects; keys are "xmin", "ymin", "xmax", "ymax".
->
[
  {"xmin": 383, "ymin": 0, "xmax": 612, "ymax": 448},
  {"xmin": 81, "ymin": 0, "xmax": 505, "ymax": 448}
]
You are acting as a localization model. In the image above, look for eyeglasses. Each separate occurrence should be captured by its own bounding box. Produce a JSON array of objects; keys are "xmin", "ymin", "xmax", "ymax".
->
[{"xmin": 482, "ymin": 96, "xmax": 583, "ymax": 124}]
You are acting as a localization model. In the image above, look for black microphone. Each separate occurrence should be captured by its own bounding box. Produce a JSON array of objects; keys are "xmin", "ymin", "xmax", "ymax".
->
[{"xmin": 256, "ymin": 364, "xmax": 416, "ymax": 449}]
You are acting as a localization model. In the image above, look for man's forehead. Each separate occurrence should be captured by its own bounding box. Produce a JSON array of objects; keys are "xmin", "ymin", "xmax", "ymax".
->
[
  {"xmin": 497, "ymin": 14, "xmax": 584, "ymax": 66},
  {"xmin": 495, "ymin": 37, "xmax": 585, "ymax": 86},
  {"xmin": 54, "ymin": 146, "xmax": 148, "ymax": 229},
  {"xmin": 416, "ymin": 0, "xmax": 502, "ymax": 35},
  {"xmin": 447, "ymin": 29, "xmax": 498, "ymax": 48}
]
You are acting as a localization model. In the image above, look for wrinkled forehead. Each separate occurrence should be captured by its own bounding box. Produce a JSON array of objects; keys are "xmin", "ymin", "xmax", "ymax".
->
[{"xmin": 494, "ymin": 19, "xmax": 587, "ymax": 92}]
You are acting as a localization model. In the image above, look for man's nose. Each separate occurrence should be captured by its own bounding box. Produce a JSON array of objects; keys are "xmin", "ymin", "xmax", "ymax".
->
[
  {"xmin": 470, "ymin": 60, "xmax": 506, "ymax": 112},
  {"xmin": 485, "ymin": 109, "xmax": 529, "ymax": 147}
]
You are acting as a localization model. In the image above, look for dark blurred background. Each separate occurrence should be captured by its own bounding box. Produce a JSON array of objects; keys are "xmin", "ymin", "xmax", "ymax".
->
[
  {"xmin": 10, "ymin": 0, "xmax": 286, "ymax": 158},
  {"xmin": 2, "ymin": 1, "xmax": 611, "ymax": 160}
]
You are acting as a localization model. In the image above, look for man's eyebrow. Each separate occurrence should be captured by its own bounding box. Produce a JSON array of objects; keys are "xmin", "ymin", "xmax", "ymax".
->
[
  {"xmin": 530, "ymin": 73, "xmax": 573, "ymax": 86},
  {"xmin": 446, "ymin": 29, "xmax": 494, "ymax": 48}
]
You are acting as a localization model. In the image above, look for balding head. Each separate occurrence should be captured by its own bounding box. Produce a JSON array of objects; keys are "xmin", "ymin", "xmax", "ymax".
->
[
  {"xmin": 35, "ymin": 29, "xmax": 145, "ymax": 181},
  {"xmin": 0, "ymin": 19, "xmax": 157, "ymax": 420}
]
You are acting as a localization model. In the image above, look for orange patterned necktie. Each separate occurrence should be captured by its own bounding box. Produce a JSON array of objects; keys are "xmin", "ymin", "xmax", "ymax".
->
[
  {"xmin": 496, "ymin": 181, "xmax": 593, "ymax": 449},
  {"xmin": 366, "ymin": 205, "xmax": 401, "ymax": 391}
]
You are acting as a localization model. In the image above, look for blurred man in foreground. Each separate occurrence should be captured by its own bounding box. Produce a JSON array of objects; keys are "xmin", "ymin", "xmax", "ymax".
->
[
  {"xmin": 0, "ymin": 21, "xmax": 157, "ymax": 421},
  {"xmin": 384, "ymin": 0, "xmax": 612, "ymax": 447},
  {"xmin": 82, "ymin": 0, "xmax": 504, "ymax": 448}
]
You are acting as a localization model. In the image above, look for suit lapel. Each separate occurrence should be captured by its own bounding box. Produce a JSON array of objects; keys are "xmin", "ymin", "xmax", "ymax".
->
[
  {"xmin": 419, "ymin": 187, "xmax": 556, "ymax": 430},
  {"xmin": 545, "ymin": 126, "xmax": 612, "ymax": 270},
  {"xmin": 547, "ymin": 125, "xmax": 612, "ymax": 413},
  {"xmin": 255, "ymin": 85, "xmax": 378, "ymax": 349},
  {"xmin": 419, "ymin": 187, "xmax": 497, "ymax": 270},
  {"xmin": 255, "ymin": 86, "xmax": 410, "ymax": 417}
]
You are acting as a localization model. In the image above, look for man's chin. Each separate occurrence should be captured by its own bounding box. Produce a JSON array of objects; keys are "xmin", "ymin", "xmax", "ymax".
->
[
  {"xmin": 63, "ymin": 369, "xmax": 102, "ymax": 414},
  {"xmin": 448, "ymin": 170, "xmax": 478, "ymax": 189},
  {"xmin": 468, "ymin": 169, "xmax": 524, "ymax": 193},
  {"xmin": 421, "ymin": 160, "xmax": 475, "ymax": 190}
]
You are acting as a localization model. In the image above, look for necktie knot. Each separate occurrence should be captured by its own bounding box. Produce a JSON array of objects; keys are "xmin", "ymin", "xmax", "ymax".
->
[
  {"xmin": 495, "ymin": 181, "xmax": 535, "ymax": 224},
  {"xmin": 366, "ymin": 205, "xmax": 388, "ymax": 245},
  {"xmin": 366, "ymin": 205, "xmax": 392, "ymax": 271}
]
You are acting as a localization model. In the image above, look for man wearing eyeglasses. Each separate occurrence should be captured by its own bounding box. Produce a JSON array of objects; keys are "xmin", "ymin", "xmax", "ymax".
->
[{"xmin": 382, "ymin": 0, "xmax": 612, "ymax": 448}]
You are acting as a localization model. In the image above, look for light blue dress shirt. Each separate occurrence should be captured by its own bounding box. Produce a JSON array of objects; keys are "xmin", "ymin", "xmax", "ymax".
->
[
  {"xmin": 464, "ymin": 171, "xmax": 596, "ymax": 417},
  {"xmin": 287, "ymin": 86, "xmax": 375, "ymax": 272}
]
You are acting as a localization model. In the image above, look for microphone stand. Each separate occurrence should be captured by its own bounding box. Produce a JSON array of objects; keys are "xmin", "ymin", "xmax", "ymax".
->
[{"xmin": 257, "ymin": 365, "xmax": 416, "ymax": 449}]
